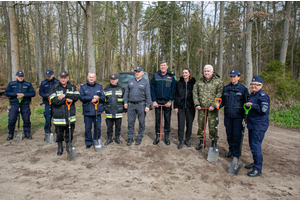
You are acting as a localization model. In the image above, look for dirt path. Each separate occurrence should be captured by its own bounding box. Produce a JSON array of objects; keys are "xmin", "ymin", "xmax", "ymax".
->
[{"xmin": 0, "ymin": 109, "xmax": 299, "ymax": 200}]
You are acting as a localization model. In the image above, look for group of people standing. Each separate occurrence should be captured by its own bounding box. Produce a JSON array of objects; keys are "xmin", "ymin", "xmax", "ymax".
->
[{"xmin": 4, "ymin": 61, "xmax": 269, "ymax": 177}]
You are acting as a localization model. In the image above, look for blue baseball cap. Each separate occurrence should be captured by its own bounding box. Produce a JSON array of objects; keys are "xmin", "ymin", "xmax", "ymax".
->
[
  {"xmin": 16, "ymin": 71, "xmax": 24, "ymax": 76},
  {"xmin": 134, "ymin": 66, "xmax": 144, "ymax": 72},
  {"xmin": 252, "ymin": 76, "xmax": 263, "ymax": 84},
  {"xmin": 44, "ymin": 70, "xmax": 54, "ymax": 77},
  {"xmin": 229, "ymin": 69, "xmax": 240, "ymax": 76},
  {"xmin": 59, "ymin": 71, "xmax": 69, "ymax": 77}
]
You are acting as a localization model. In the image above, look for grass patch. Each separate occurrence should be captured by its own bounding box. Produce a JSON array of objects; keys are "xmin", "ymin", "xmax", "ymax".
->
[{"xmin": 270, "ymin": 103, "xmax": 300, "ymax": 129}]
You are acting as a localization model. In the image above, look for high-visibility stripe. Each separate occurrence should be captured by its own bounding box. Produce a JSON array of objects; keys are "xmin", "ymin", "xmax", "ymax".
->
[
  {"xmin": 115, "ymin": 91, "xmax": 122, "ymax": 95},
  {"xmin": 105, "ymin": 91, "xmax": 112, "ymax": 96},
  {"xmin": 69, "ymin": 116, "xmax": 76, "ymax": 122},
  {"xmin": 117, "ymin": 98, "xmax": 123, "ymax": 102},
  {"xmin": 49, "ymin": 93, "xmax": 56, "ymax": 100},
  {"xmin": 73, "ymin": 91, "xmax": 80, "ymax": 95},
  {"xmin": 53, "ymin": 118, "xmax": 67, "ymax": 125},
  {"xmin": 115, "ymin": 113, "xmax": 123, "ymax": 118}
]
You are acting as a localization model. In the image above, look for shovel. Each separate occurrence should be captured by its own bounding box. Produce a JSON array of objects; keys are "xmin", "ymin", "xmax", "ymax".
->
[
  {"xmin": 66, "ymin": 100, "xmax": 77, "ymax": 161},
  {"xmin": 158, "ymin": 105, "xmax": 165, "ymax": 147},
  {"xmin": 201, "ymin": 108, "xmax": 209, "ymax": 153},
  {"xmin": 45, "ymin": 97, "xmax": 54, "ymax": 143},
  {"xmin": 14, "ymin": 98, "xmax": 23, "ymax": 142},
  {"xmin": 228, "ymin": 103, "xmax": 252, "ymax": 175},
  {"xmin": 207, "ymin": 98, "xmax": 222, "ymax": 162},
  {"xmin": 92, "ymin": 99, "xmax": 103, "ymax": 151}
]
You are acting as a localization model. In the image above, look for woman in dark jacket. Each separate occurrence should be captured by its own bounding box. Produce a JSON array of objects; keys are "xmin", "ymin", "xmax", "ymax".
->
[{"xmin": 174, "ymin": 68, "xmax": 196, "ymax": 149}]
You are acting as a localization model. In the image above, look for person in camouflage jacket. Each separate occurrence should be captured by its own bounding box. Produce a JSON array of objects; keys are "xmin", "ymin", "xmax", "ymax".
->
[{"xmin": 193, "ymin": 64, "xmax": 223, "ymax": 150}]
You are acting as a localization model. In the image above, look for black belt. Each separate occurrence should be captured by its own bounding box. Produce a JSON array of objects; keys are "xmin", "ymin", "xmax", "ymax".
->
[{"xmin": 129, "ymin": 101, "xmax": 143, "ymax": 104}]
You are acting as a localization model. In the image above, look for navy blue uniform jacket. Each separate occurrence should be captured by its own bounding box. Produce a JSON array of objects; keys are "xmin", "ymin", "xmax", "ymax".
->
[
  {"xmin": 5, "ymin": 80, "xmax": 35, "ymax": 105},
  {"xmin": 39, "ymin": 77, "xmax": 59, "ymax": 104},
  {"xmin": 221, "ymin": 82, "xmax": 249, "ymax": 119},
  {"xmin": 150, "ymin": 70, "xmax": 177, "ymax": 103},
  {"xmin": 247, "ymin": 89, "xmax": 270, "ymax": 131},
  {"xmin": 80, "ymin": 81, "xmax": 105, "ymax": 116}
]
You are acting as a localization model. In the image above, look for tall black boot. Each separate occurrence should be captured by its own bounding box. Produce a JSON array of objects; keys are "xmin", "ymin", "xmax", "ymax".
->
[
  {"xmin": 153, "ymin": 134, "xmax": 160, "ymax": 145},
  {"xmin": 115, "ymin": 135, "xmax": 122, "ymax": 144},
  {"xmin": 105, "ymin": 135, "xmax": 113, "ymax": 145},
  {"xmin": 165, "ymin": 133, "xmax": 170, "ymax": 145},
  {"xmin": 195, "ymin": 140, "xmax": 204, "ymax": 150},
  {"xmin": 57, "ymin": 142, "xmax": 63, "ymax": 156}
]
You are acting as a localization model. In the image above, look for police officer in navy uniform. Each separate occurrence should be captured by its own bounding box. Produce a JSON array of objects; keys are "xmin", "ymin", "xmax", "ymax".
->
[
  {"xmin": 39, "ymin": 70, "xmax": 59, "ymax": 139},
  {"xmin": 5, "ymin": 71, "xmax": 36, "ymax": 140},
  {"xmin": 79, "ymin": 72, "xmax": 105, "ymax": 149},
  {"xmin": 49, "ymin": 71, "xmax": 80, "ymax": 156},
  {"xmin": 103, "ymin": 74, "xmax": 126, "ymax": 145},
  {"xmin": 151, "ymin": 61, "xmax": 177, "ymax": 145},
  {"xmin": 221, "ymin": 69, "xmax": 249, "ymax": 158},
  {"xmin": 124, "ymin": 67, "xmax": 151, "ymax": 146},
  {"xmin": 245, "ymin": 76, "xmax": 270, "ymax": 177}
]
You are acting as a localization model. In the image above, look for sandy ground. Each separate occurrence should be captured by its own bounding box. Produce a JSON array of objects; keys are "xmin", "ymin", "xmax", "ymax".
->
[{"xmin": 0, "ymin": 109, "xmax": 299, "ymax": 200}]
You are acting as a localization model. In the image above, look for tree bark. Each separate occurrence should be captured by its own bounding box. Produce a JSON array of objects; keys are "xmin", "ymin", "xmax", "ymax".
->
[
  {"xmin": 131, "ymin": 1, "xmax": 139, "ymax": 70},
  {"xmin": 245, "ymin": 1, "xmax": 253, "ymax": 88},
  {"xmin": 217, "ymin": 1, "xmax": 224, "ymax": 77},
  {"xmin": 290, "ymin": 2, "xmax": 297, "ymax": 78},
  {"xmin": 34, "ymin": 3, "xmax": 43, "ymax": 84},
  {"xmin": 86, "ymin": 1, "xmax": 96, "ymax": 73},
  {"xmin": 8, "ymin": 1, "xmax": 20, "ymax": 81},
  {"xmin": 3, "ymin": 1, "xmax": 12, "ymax": 82},
  {"xmin": 279, "ymin": 1, "xmax": 292, "ymax": 75},
  {"xmin": 117, "ymin": 2, "xmax": 123, "ymax": 71}
]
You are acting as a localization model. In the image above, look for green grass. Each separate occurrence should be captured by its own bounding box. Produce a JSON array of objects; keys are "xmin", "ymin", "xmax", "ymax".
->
[{"xmin": 270, "ymin": 103, "xmax": 300, "ymax": 129}]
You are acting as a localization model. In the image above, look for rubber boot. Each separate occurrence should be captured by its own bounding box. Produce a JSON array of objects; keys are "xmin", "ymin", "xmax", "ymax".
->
[
  {"xmin": 115, "ymin": 135, "xmax": 122, "ymax": 144},
  {"xmin": 105, "ymin": 135, "xmax": 113, "ymax": 145},
  {"xmin": 195, "ymin": 140, "xmax": 204, "ymax": 150},
  {"xmin": 153, "ymin": 134, "xmax": 160, "ymax": 145},
  {"xmin": 165, "ymin": 133, "xmax": 170, "ymax": 145},
  {"xmin": 57, "ymin": 142, "xmax": 63, "ymax": 156}
]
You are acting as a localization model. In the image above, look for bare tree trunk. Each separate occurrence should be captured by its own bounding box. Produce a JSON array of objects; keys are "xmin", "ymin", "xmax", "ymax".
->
[
  {"xmin": 131, "ymin": 1, "xmax": 139, "ymax": 70},
  {"xmin": 3, "ymin": 1, "xmax": 12, "ymax": 82},
  {"xmin": 34, "ymin": 3, "xmax": 43, "ymax": 84},
  {"xmin": 185, "ymin": 2, "xmax": 190, "ymax": 68},
  {"xmin": 68, "ymin": 3, "xmax": 77, "ymax": 84},
  {"xmin": 211, "ymin": 2, "xmax": 217, "ymax": 65},
  {"xmin": 86, "ymin": 1, "xmax": 96, "ymax": 73},
  {"xmin": 170, "ymin": 14, "xmax": 173, "ymax": 71},
  {"xmin": 199, "ymin": 1, "xmax": 204, "ymax": 78},
  {"xmin": 63, "ymin": 1, "xmax": 69, "ymax": 71},
  {"xmin": 290, "ymin": 2, "xmax": 297, "ymax": 77},
  {"xmin": 103, "ymin": 1, "xmax": 108, "ymax": 80},
  {"xmin": 8, "ymin": 1, "xmax": 20, "ymax": 81},
  {"xmin": 76, "ymin": 3, "xmax": 80, "ymax": 82},
  {"xmin": 279, "ymin": 1, "xmax": 292, "ymax": 75},
  {"xmin": 272, "ymin": 2, "xmax": 276, "ymax": 61},
  {"xmin": 245, "ymin": 1, "xmax": 253, "ymax": 88},
  {"xmin": 217, "ymin": 1, "xmax": 224, "ymax": 77},
  {"xmin": 117, "ymin": 2, "xmax": 123, "ymax": 71}
]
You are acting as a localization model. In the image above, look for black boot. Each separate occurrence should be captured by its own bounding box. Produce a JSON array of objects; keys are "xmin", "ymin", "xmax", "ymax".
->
[
  {"xmin": 127, "ymin": 138, "xmax": 133, "ymax": 146},
  {"xmin": 195, "ymin": 140, "xmax": 204, "ymax": 150},
  {"xmin": 57, "ymin": 142, "xmax": 63, "ymax": 156},
  {"xmin": 165, "ymin": 133, "xmax": 170, "ymax": 145},
  {"xmin": 211, "ymin": 140, "xmax": 217, "ymax": 147},
  {"xmin": 105, "ymin": 135, "xmax": 113, "ymax": 145},
  {"xmin": 115, "ymin": 135, "xmax": 122, "ymax": 144},
  {"xmin": 153, "ymin": 134, "xmax": 160, "ymax": 145},
  {"xmin": 178, "ymin": 141, "xmax": 183, "ymax": 149}
]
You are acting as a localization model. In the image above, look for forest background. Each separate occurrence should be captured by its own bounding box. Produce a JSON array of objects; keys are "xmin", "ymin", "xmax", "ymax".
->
[{"xmin": 0, "ymin": 1, "xmax": 299, "ymax": 129}]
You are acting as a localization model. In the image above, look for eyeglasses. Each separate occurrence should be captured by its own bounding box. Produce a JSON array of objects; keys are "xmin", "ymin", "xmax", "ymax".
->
[{"xmin": 250, "ymin": 83, "xmax": 262, "ymax": 86}]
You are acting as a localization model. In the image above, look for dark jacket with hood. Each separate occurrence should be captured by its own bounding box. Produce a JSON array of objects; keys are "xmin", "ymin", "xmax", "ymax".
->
[
  {"xmin": 103, "ymin": 83, "xmax": 126, "ymax": 118},
  {"xmin": 174, "ymin": 77, "xmax": 196, "ymax": 109}
]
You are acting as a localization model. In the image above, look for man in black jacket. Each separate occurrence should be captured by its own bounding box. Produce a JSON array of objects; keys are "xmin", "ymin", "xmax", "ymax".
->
[
  {"xmin": 49, "ymin": 71, "xmax": 80, "ymax": 156},
  {"xmin": 103, "ymin": 74, "xmax": 125, "ymax": 145}
]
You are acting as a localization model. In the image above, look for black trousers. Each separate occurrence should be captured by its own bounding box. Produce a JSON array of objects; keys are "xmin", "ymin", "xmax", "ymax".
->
[
  {"xmin": 55, "ymin": 124, "xmax": 75, "ymax": 143},
  {"xmin": 177, "ymin": 107, "xmax": 195, "ymax": 141},
  {"xmin": 155, "ymin": 105, "xmax": 172, "ymax": 134},
  {"xmin": 106, "ymin": 118, "xmax": 122, "ymax": 136}
]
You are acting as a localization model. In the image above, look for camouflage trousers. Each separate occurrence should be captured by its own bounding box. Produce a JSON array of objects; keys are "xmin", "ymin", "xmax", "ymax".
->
[{"xmin": 197, "ymin": 109, "xmax": 219, "ymax": 141}]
